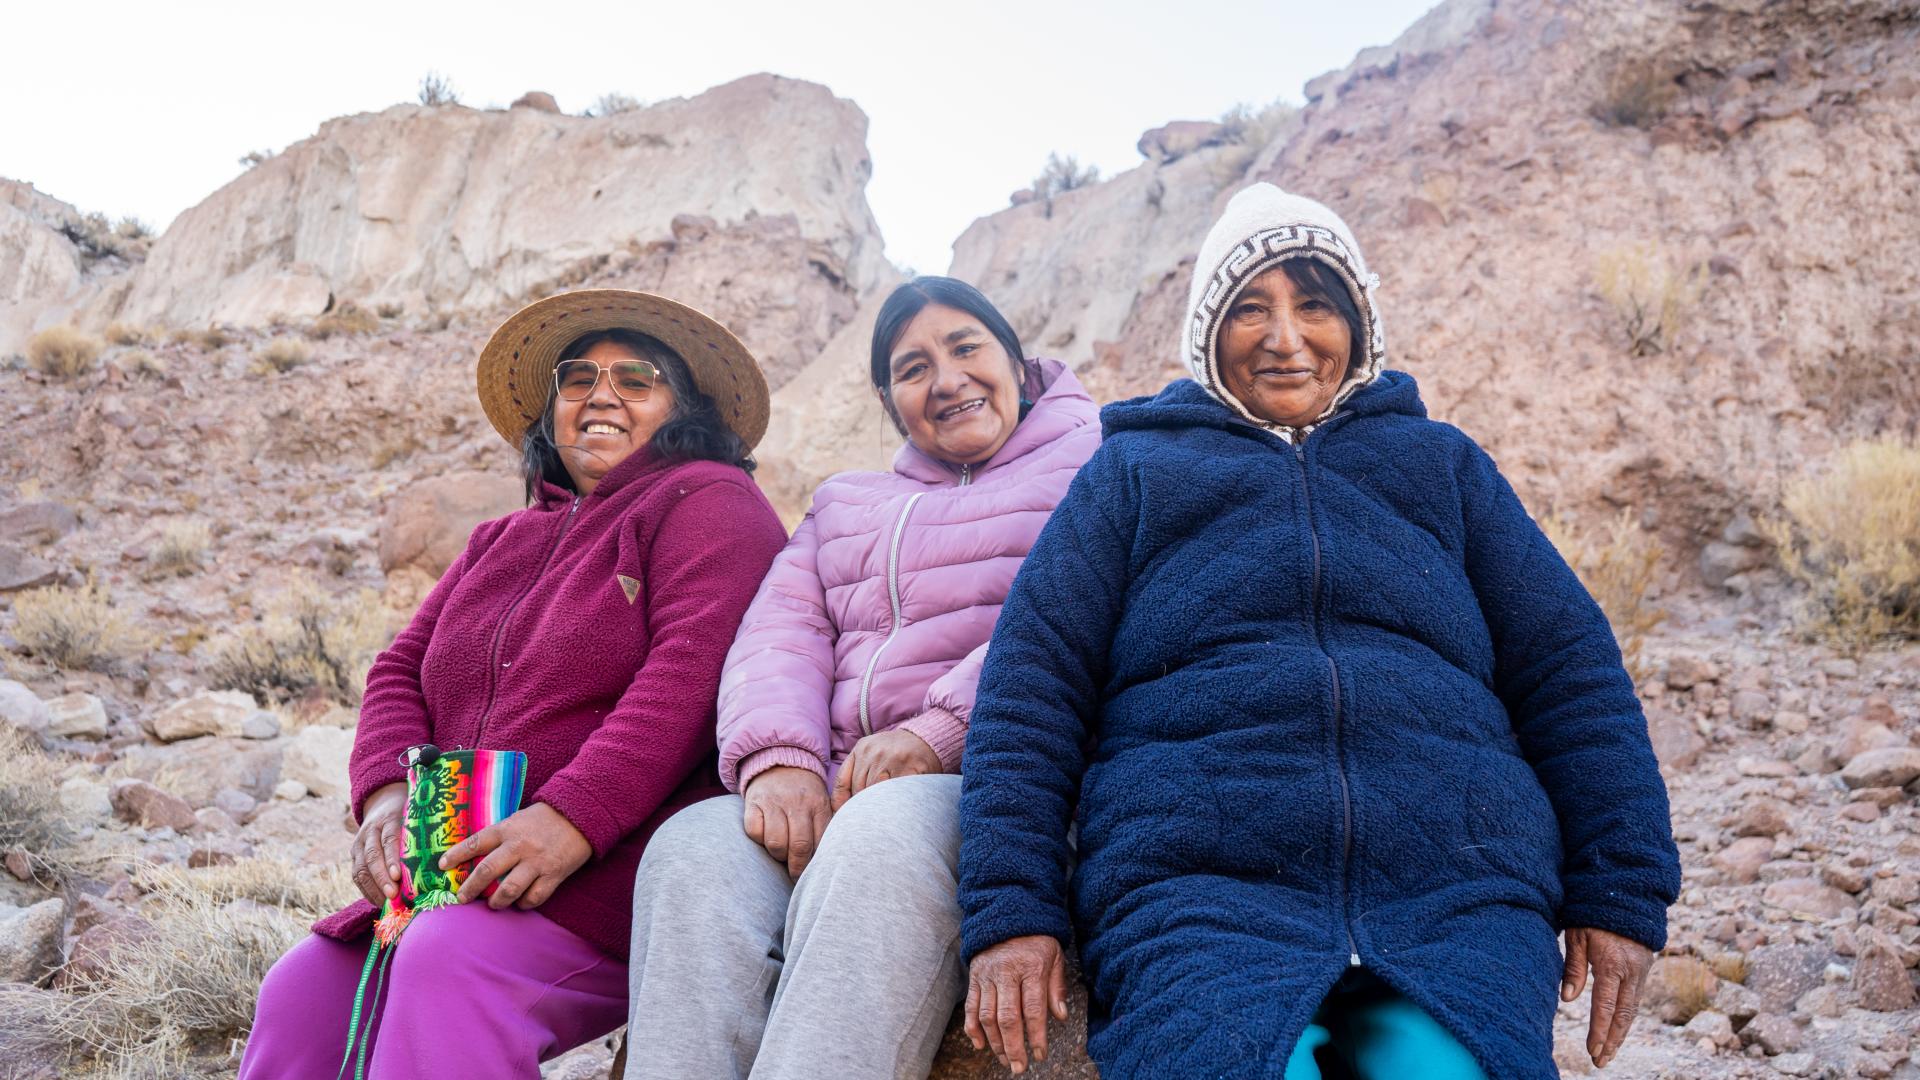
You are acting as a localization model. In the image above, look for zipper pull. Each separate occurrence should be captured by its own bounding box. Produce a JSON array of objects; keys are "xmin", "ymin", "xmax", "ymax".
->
[{"xmin": 959, "ymin": 464, "xmax": 971, "ymax": 486}]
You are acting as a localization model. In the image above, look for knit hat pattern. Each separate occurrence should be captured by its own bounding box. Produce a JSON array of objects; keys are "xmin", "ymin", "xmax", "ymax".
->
[{"xmin": 1183, "ymin": 182, "xmax": 1387, "ymax": 438}]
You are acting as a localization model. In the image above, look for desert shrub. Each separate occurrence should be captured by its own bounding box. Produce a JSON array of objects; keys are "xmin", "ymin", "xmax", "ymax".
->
[
  {"xmin": 169, "ymin": 325, "xmax": 231, "ymax": 351},
  {"xmin": 1764, "ymin": 436, "xmax": 1920, "ymax": 646},
  {"xmin": 1540, "ymin": 509, "xmax": 1666, "ymax": 679},
  {"xmin": 374, "ymin": 300, "xmax": 405, "ymax": 319},
  {"xmin": 0, "ymin": 727, "xmax": 83, "ymax": 884},
  {"xmin": 121, "ymin": 349, "xmax": 166, "ymax": 380},
  {"xmin": 308, "ymin": 301, "xmax": 380, "ymax": 340},
  {"xmin": 588, "ymin": 92, "xmax": 642, "ymax": 116},
  {"xmin": 418, "ymin": 70, "xmax": 459, "ymax": 106},
  {"xmin": 10, "ymin": 577, "xmax": 149, "ymax": 671},
  {"xmin": 1032, "ymin": 152, "xmax": 1101, "ymax": 200},
  {"xmin": 1219, "ymin": 98, "xmax": 1299, "ymax": 149},
  {"xmin": 209, "ymin": 576, "xmax": 387, "ymax": 705},
  {"xmin": 26, "ymin": 325, "xmax": 103, "ymax": 378},
  {"xmin": 237, "ymin": 148, "xmax": 275, "ymax": 168},
  {"xmin": 1594, "ymin": 58, "xmax": 1679, "ymax": 129},
  {"xmin": 1592, "ymin": 243, "xmax": 1703, "ymax": 357},
  {"xmin": 18, "ymin": 861, "xmax": 346, "ymax": 1076},
  {"xmin": 255, "ymin": 337, "xmax": 311, "ymax": 374},
  {"xmin": 150, "ymin": 520, "xmax": 212, "ymax": 577},
  {"xmin": 103, "ymin": 322, "xmax": 149, "ymax": 346}
]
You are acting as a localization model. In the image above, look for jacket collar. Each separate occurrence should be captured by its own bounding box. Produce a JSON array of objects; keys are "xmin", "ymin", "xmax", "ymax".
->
[
  {"xmin": 534, "ymin": 443, "xmax": 669, "ymax": 508},
  {"xmin": 891, "ymin": 359, "xmax": 1098, "ymax": 485}
]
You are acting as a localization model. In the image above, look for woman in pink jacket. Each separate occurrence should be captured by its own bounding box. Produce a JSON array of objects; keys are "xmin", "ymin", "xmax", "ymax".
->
[{"xmin": 623, "ymin": 277, "xmax": 1100, "ymax": 1080}]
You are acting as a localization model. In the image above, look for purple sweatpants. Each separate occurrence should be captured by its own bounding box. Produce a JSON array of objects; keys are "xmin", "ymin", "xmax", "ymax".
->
[{"xmin": 239, "ymin": 902, "xmax": 627, "ymax": 1079}]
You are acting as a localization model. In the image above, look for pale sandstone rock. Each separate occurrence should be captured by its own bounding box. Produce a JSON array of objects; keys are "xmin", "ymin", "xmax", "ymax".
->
[
  {"xmin": 378, "ymin": 470, "xmax": 523, "ymax": 579},
  {"xmin": 44, "ymin": 692, "xmax": 107, "ymax": 739},
  {"xmin": 109, "ymin": 777, "xmax": 197, "ymax": 832},
  {"xmin": 0, "ymin": 502, "xmax": 79, "ymax": 545},
  {"xmin": 0, "ymin": 544, "xmax": 58, "ymax": 592},
  {"xmin": 57, "ymin": 775, "xmax": 111, "ymax": 818},
  {"xmin": 0, "ymin": 679, "xmax": 52, "ymax": 741},
  {"xmin": 115, "ymin": 736, "xmax": 284, "ymax": 805},
  {"xmin": 510, "ymin": 91, "xmax": 560, "ymax": 114},
  {"xmin": 145, "ymin": 690, "xmax": 277, "ymax": 741},
  {"xmin": 0, "ymin": 898, "xmax": 65, "ymax": 984},
  {"xmin": 283, "ymin": 725, "xmax": 354, "ymax": 800},
  {"xmin": 1761, "ymin": 878, "xmax": 1857, "ymax": 920},
  {"xmin": 1841, "ymin": 748, "xmax": 1920, "ymax": 790},
  {"xmin": 1137, "ymin": 120, "xmax": 1230, "ymax": 163}
]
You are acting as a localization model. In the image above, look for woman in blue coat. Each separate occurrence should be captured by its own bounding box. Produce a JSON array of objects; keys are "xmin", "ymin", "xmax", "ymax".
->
[{"xmin": 955, "ymin": 184, "xmax": 1681, "ymax": 1080}]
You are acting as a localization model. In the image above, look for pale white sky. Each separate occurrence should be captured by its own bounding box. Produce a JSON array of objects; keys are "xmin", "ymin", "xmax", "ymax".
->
[{"xmin": 0, "ymin": 0, "xmax": 1436, "ymax": 274}]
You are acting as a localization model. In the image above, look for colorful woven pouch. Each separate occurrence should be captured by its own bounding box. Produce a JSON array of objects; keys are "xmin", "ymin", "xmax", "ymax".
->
[{"xmin": 337, "ymin": 745, "xmax": 526, "ymax": 1079}]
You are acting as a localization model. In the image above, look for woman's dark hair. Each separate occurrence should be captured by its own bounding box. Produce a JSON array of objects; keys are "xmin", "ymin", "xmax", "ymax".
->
[
  {"xmin": 520, "ymin": 328, "xmax": 754, "ymax": 502},
  {"xmin": 1277, "ymin": 257, "xmax": 1365, "ymax": 369},
  {"xmin": 869, "ymin": 276, "xmax": 1034, "ymax": 435}
]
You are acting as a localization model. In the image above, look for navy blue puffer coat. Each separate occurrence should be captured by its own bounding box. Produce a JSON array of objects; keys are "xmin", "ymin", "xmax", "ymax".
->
[{"xmin": 956, "ymin": 372, "xmax": 1681, "ymax": 1079}]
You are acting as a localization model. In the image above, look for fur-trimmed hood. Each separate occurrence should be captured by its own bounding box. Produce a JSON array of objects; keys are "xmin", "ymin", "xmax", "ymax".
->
[{"xmin": 1183, "ymin": 182, "xmax": 1387, "ymax": 440}]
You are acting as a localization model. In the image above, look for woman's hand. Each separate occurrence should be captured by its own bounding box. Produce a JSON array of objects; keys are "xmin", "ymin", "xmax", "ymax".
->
[
  {"xmin": 830, "ymin": 727, "xmax": 942, "ymax": 809},
  {"xmin": 743, "ymin": 765, "xmax": 832, "ymax": 878},
  {"xmin": 439, "ymin": 802, "xmax": 592, "ymax": 911},
  {"xmin": 348, "ymin": 782, "xmax": 408, "ymax": 908},
  {"xmin": 965, "ymin": 934, "xmax": 1070, "ymax": 1075},
  {"xmin": 1562, "ymin": 926, "xmax": 1654, "ymax": 1069}
]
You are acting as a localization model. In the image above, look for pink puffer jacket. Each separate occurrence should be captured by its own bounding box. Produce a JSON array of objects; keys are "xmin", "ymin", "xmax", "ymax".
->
[{"xmin": 717, "ymin": 359, "xmax": 1100, "ymax": 792}]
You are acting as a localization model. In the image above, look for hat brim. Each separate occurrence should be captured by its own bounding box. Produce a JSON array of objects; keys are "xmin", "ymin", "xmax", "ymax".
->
[{"xmin": 476, "ymin": 290, "xmax": 771, "ymax": 451}]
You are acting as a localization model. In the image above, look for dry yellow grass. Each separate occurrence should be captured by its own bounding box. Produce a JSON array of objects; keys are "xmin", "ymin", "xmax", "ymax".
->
[
  {"xmin": 26, "ymin": 325, "xmax": 104, "ymax": 378},
  {"xmin": 1540, "ymin": 509, "xmax": 1666, "ymax": 679},
  {"xmin": 103, "ymin": 322, "xmax": 151, "ymax": 347},
  {"xmin": 1593, "ymin": 243, "xmax": 1704, "ymax": 357},
  {"xmin": 255, "ymin": 337, "xmax": 311, "ymax": 374},
  {"xmin": 9, "ymin": 577, "xmax": 150, "ymax": 671},
  {"xmin": 150, "ymin": 520, "xmax": 212, "ymax": 577},
  {"xmin": 0, "ymin": 727, "xmax": 84, "ymax": 884},
  {"xmin": 120, "ymin": 350, "xmax": 166, "ymax": 380},
  {"xmin": 1765, "ymin": 436, "xmax": 1920, "ymax": 647},
  {"xmin": 210, "ymin": 574, "xmax": 388, "ymax": 705},
  {"xmin": 308, "ymin": 301, "xmax": 380, "ymax": 340}
]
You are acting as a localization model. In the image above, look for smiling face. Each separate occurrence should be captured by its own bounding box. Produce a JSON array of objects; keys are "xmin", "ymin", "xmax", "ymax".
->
[
  {"xmin": 551, "ymin": 339, "xmax": 677, "ymax": 495},
  {"xmin": 1215, "ymin": 264, "xmax": 1354, "ymax": 429},
  {"xmin": 880, "ymin": 303, "xmax": 1023, "ymax": 467}
]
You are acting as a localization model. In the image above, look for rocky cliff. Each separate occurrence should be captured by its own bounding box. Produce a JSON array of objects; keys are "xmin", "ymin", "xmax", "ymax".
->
[{"xmin": 946, "ymin": 0, "xmax": 1920, "ymax": 566}]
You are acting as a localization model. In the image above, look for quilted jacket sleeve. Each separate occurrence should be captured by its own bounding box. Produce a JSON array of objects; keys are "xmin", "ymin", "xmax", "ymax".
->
[
  {"xmin": 715, "ymin": 511, "xmax": 838, "ymax": 793},
  {"xmin": 1458, "ymin": 439, "xmax": 1682, "ymax": 951},
  {"xmin": 957, "ymin": 444, "xmax": 1135, "ymax": 962}
]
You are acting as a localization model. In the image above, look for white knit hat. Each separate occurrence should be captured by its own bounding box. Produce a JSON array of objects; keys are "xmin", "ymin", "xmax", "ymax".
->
[{"xmin": 1183, "ymin": 182, "xmax": 1386, "ymax": 437}]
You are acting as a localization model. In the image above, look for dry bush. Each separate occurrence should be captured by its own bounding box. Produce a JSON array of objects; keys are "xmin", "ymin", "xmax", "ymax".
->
[
  {"xmin": 26, "ymin": 325, "xmax": 104, "ymax": 378},
  {"xmin": 121, "ymin": 350, "xmax": 166, "ymax": 380},
  {"xmin": 103, "ymin": 322, "xmax": 149, "ymax": 346},
  {"xmin": 1592, "ymin": 243, "xmax": 1704, "ymax": 357},
  {"xmin": 1594, "ymin": 58, "xmax": 1679, "ymax": 129},
  {"xmin": 238, "ymin": 148, "xmax": 275, "ymax": 168},
  {"xmin": 168, "ymin": 325, "xmax": 231, "ymax": 351},
  {"xmin": 308, "ymin": 301, "xmax": 380, "ymax": 340},
  {"xmin": 1219, "ymin": 98, "xmax": 1299, "ymax": 149},
  {"xmin": 418, "ymin": 70, "xmax": 459, "ymax": 106},
  {"xmin": 374, "ymin": 300, "xmax": 405, "ymax": 319},
  {"xmin": 1032, "ymin": 152, "xmax": 1101, "ymax": 200},
  {"xmin": 588, "ymin": 92, "xmax": 642, "ymax": 116},
  {"xmin": 0, "ymin": 727, "xmax": 84, "ymax": 884},
  {"xmin": 1540, "ymin": 509, "xmax": 1666, "ymax": 679},
  {"xmin": 209, "ymin": 576, "xmax": 387, "ymax": 705},
  {"xmin": 1764, "ymin": 436, "xmax": 1920, "ymax": 647},
  {"xmin": 255, "ymin": 337, "xmax": 311, "ymax": 374},
  {"xmin": 150, "ymin": 520, "xmax": 212, "ymax": 577},
  {"xmin": 21, "ymin": 863, "xmax": 335, "ymax": 1077},
  {"xmin": 10, "ymin": 577, "xmax": 149, "ymax": 672}
]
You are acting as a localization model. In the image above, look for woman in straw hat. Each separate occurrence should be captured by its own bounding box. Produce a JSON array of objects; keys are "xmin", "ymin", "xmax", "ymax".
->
[
  {"xmin": 622, "ymin": 276, "xmax": 1101, "ymax": 1080},
  {"xmin": 239, "ymin": 290, "xmax": 787, "ymax": 1078}
]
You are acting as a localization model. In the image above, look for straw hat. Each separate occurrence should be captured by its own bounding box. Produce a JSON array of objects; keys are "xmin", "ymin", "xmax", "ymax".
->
[{"xmin": 475, "ymin": 289, "xmax": 771, "ymax": 450}]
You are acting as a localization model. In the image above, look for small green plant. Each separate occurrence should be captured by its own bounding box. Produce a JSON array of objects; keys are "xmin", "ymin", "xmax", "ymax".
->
[
  {"xmin": 418, "ymin": 70, "xmax": 459, "ymax": 106},
  {"xmin": 1765, "ymin": 436, "xmax": 1920, "ymax": 647},
  {"xmin": 1540, "ymin": 509, "xmax": 1666, "ymax": 679},
  {"xmin": 10, "ymin": 577, "xmax": 149, "ymax": 671},
  {"xmin": 209, "ymin": 576, "xmax": 388, "ymax": 705},
  {"xmin": 26, "ymin": 325, "xmax": 103, "ymax": 378},
  {"xmin": 1593, "ymin": 243, "xmax": 1704, "ymax": 357},
  {"xmin": 150, "ymin": 520, "xmax": 212, "ymax": 577},
  {"xmin": 588, "ymin": 92, "xmax": 642, "ymax": 116},
  {"xmin": 256, "ymin": 337, "xmax": 311, "ymax": 374}
]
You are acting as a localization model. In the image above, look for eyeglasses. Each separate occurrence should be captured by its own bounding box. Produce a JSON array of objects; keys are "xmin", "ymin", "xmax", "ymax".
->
[{"xmin": 554, "ymin": 359, "xmax": 658, "ymax": 402}]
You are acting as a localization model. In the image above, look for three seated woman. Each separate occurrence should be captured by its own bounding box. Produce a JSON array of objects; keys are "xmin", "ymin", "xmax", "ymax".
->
[{"xmin": 243, "ymin": 183, "xmax": 1679, "ymax": 1080}]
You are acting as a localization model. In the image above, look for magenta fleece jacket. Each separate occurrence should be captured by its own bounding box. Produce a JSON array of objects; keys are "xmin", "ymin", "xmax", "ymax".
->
[{"xmin": 313, "ymin": 447, "xmax": 786, "ymax": 958}]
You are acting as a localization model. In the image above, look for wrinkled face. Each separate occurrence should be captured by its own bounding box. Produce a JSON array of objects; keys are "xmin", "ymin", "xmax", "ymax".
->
[
  {"xmin": 1216, "ymin": 266, "xmax": 1353, "ymax": 429},
  {"xmin": 881, "ymin": 303, "xmax": 1022, "ymax": 467},
  {"xmin": 552, "ymin": 339, "xmax": 677, "ymax": 495}
]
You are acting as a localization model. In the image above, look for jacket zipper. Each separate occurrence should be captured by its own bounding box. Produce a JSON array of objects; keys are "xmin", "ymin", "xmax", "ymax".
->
[
  {"xmin": 959, "ymin": 463, "xmax": 971, "ymax": 486},
  {"xmin": 1293, "ymin": 440, "xmax": 1361, "ymax": 968},
  {"xmin": 857, "ymin": 491, "xmax": 927, "ymax": 735},
  {"xmin": 473, "ymin": 496, "xmax": 580, "ymax": 746}
]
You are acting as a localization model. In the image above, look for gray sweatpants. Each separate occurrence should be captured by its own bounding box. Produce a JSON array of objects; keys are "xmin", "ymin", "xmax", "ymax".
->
[{"xmin": 624, "ymin": 774, "xmax": 965, "ymax": 1080}]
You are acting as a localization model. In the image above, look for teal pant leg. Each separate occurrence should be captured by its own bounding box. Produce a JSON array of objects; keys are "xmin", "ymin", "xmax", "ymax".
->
[
  {"xmin": 1283, "ymin": 1021, "xmax": 1332, "ymax": 1080},
  {"xmin": 1340, "ymin": 996, "xmax": 1489, "ymax": 1080}
]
